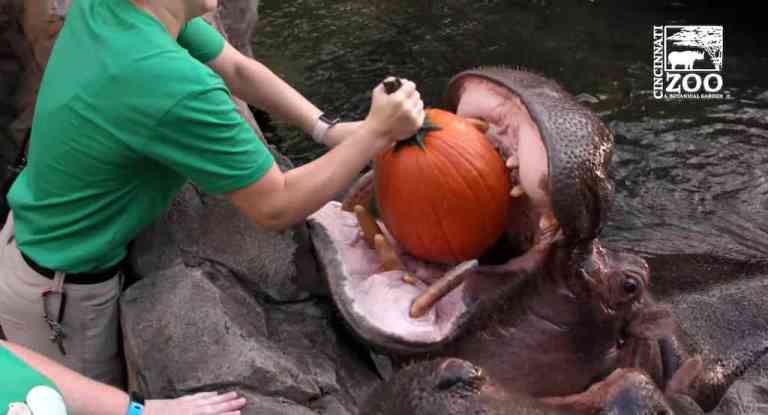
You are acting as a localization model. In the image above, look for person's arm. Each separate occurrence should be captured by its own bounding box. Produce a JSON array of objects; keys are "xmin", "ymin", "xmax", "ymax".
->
[
  {"xmin": 208, "ymin": 42, "xmax": 373, "ymax": 147},
  {"xmin": 226, "ymin": 79, "xmax": 423, "ymax": 231},
  {"xmin": 1, "ymin": 341, "xmax": 246, "ymax": 415},
  {"xmin": 208, "ymin": 42, "xmax": 324, "ymax": 136}
]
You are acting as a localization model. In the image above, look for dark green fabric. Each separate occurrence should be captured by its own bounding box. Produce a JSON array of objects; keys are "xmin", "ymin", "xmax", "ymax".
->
[{"xmin": 8, "ymin": 0, "xmax": 274, "ymax": 273}]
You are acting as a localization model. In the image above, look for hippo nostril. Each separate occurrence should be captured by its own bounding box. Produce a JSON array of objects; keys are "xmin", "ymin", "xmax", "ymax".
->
[{"xmin": 436, "ymin": 359, "xmax": 484, "ymax": 391}]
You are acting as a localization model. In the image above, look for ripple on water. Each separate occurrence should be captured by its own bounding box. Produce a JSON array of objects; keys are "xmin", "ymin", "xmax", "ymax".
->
[{"xmin": 604, "ymin": 90, "xmax": 768, "ymax": 259}]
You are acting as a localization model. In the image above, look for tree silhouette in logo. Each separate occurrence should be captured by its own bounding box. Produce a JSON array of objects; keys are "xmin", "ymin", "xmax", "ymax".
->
[{"xmin": 667, "ymin": 26, "xmax": 723, "ymax": 70}]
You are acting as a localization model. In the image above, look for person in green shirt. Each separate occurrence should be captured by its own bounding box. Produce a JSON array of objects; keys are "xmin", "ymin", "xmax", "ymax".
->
[
  {"xmin": 0, "ymin": 0, "xmax": 424, "ymax": 389},
  {"xmin": 0, "ymin": 340, "xmax": 246, "ymax": 415}
]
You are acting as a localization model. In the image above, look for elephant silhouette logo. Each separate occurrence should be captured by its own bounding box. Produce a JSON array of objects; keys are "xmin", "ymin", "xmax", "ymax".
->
[{"xmin": 664, "ymin": 26, "xmax": 723, "ymax": 72}]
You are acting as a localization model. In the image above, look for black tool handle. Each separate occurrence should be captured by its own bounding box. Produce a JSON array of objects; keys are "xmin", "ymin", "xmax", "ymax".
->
[{"xmin": 382, "ymin": 78, "xmax": 403, "ymax": 95}]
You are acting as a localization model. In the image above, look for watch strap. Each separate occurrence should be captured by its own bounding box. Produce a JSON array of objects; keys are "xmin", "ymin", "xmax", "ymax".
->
[{"xmin": 311, "ymin": 113, "xmax": 340, "ymax": 145}]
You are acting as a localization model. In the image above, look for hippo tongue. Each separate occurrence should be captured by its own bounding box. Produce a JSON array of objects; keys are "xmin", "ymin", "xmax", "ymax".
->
[{"xmin": 445, "ymin": 67, "xmax": 615, "ymax": 242}]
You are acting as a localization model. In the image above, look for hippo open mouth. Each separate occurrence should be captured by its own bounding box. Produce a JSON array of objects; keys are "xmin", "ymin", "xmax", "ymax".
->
[{"xmin": 308, "ymin": 67, "xmax": 614, "ymax": 354}]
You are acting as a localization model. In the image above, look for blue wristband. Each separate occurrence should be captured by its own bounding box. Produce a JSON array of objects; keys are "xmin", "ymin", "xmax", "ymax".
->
[
  {"xmin": 127, "ymin": 392, "xmax": 145, "ymax": 415},
  {"xmin": 127, "ymin": 401, "xmax": 144, "ymax": 415}
]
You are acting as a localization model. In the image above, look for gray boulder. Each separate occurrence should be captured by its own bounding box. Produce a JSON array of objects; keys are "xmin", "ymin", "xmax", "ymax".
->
[
  {"xmin": 129, "ymin": 146, "xmax": 323, "ymax": 301},
  {"xmin": 121, "ymin": 260, "xmax": 379, "ymax": 415}
]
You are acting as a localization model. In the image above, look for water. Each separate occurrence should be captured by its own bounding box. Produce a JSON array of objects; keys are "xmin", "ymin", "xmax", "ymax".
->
[{"xmin": 251, "ymin": 0, "xmax": 768, "ymax": 260}]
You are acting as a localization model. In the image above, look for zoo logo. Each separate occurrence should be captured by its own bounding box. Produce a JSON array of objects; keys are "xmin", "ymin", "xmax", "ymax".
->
[{"xmin": 652, "ymin": 25, "xmax": 727, "ymax": 100}]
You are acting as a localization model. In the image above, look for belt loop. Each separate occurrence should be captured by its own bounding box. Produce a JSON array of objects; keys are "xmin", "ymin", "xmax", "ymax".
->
[
  {"xmin": 53, "ymin": 271, "xmax": 66, "ymax": 292},
  {"xmin": 4, "ymin": 213, "xmax": 13, "ymax": 245}
]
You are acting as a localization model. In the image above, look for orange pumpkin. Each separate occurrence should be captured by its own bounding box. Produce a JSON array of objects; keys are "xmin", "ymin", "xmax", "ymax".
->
[{"xmin": 374, "ymin": 108, "xmax": 511, "ymax": 264}]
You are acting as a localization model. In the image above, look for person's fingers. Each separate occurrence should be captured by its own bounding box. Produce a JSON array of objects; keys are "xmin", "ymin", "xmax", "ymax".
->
[
  {"xmin": 399, "ymin": 79, "xmax": 417, "ymax": 98},
  {"xmin": 372, "ymin": 81, "xmax": 386, "ymax": 96},
  {"xmin": 411, "ymin": 96, "xmax": 424, "ymax": 113},
  {"xmin": 207, "ymin": 397, "xmax": 247, "ymax": 414},
  {"xmin": 182, "ymin": 391, "xmax": 219, "ymax": 401},
  {"xmin": 393, "ymin": 79, "xmax": 416, "ymax": 100},
  {"xmin": 202, "ymin": 392, "xmax": 239, "ymax": 405}
]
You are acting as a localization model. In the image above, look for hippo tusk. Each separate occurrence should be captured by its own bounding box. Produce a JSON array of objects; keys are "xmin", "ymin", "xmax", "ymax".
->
[
  {"xmin": 353, "ymin": 204, "xmax": 381, "ymax": 249},
  {"xmin": 354, "ymin": 204, "xmax": 418, "ymax": 284},
  {"xmin": 373, "ymin": 234, "xmax": 406, "ymax": 272},
  {"xmin": 353, "ymin": 204, "xmax": 405, "ymax": 269},
  {"xmin": 510, "ymin": 185, "xmax": 525, "ymax": 198},
  {"xmin": 342, "ymin": 170, "xmax": 375, "ymax": 212},
  {"xmin": 410, "ymin": 259, "xmax": 479, "ymax": 318}
]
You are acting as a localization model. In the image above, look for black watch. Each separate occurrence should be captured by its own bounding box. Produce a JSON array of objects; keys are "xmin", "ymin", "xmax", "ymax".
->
[{"xmin": 319, "ymin": 112, "xmax": 341, "ymax": 126}]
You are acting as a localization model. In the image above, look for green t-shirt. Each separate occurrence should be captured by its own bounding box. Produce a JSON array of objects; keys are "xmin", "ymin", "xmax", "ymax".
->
[
  {"xmin": 7, "ymin": 0, "xmax": 274, "ymax": 273},
  {"xmin": 0, "ymin": 345, "xmax": 63, "ymax": 414}
]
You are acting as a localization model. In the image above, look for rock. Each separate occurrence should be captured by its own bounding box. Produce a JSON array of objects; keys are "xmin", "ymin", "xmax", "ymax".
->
[
  {"xmin": 711, "ymin": 377, "xmax": 768, "ymax": 415},
  {"xmin": 129, "ymin": 173, "xmax": 323, "ymax": 301},
  {"xmin": 3, "ymin": 0, "xmax": 69, "ymax": 145},
  {"xmin": 240, "ymin": 394, "xmax": 318, "ymax": 415},
  {"xmin": 218, "ymin": 0, "xmax": 259, "ymax": 58},
  {"xmin": 121, "ymin": 260, "xmax": 380, "ymax": 414}
]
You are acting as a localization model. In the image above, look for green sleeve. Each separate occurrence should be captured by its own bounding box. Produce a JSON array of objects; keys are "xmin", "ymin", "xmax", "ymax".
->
[
  {"xmin": 0, "ymin": 345, "xmax": 62, "ymax": 411},
  {"xmin": 147, "ymin": 86, "xmax": 275, "ymax": 194},
  {"xmin": 177, "ymin": 17, "xmax": 225, "ymax": 63}
]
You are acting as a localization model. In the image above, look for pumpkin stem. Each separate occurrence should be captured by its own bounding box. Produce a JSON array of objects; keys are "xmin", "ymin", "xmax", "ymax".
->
[{"xmin": 394, "ymin": 115, "xmax": 441, "ymax": 152}]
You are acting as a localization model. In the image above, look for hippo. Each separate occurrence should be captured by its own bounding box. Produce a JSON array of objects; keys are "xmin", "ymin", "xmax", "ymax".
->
[
  {"xmin": 361, "ymin": 358, "xmax": 566, "ymax": 415},
  {"xmin": 668, "ymin": 50, "xmax": 706, "ymax": 71},
  {"xmin": 361, "ymin": 358, "xmax": 689, "ymax": 415},
  {"xmin": 307, "ymin": 67, "xmax": 766, "ymax": 412}
]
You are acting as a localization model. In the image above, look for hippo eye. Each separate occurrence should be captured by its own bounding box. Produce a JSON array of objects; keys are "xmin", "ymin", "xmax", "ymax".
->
[{"xmin": 623, "ymin": 277, "xmax": 640, "ymax": 295}]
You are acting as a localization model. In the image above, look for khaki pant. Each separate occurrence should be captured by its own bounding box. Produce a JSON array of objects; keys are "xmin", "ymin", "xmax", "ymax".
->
[{"xmin": 0, "ymin": 213, "xmax": 125, "ymax": 388}]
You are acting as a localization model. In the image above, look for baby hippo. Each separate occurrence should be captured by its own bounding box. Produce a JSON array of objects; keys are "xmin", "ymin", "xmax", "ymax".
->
[{"xmin": 361, "ymin": 358, "xmax": 696, "ymax": 415}]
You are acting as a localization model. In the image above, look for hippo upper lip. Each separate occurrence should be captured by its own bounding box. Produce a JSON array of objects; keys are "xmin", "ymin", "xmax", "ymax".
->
[{"xmin": 446, "ymin": 66, "xmax": 615, "ymax": 242}]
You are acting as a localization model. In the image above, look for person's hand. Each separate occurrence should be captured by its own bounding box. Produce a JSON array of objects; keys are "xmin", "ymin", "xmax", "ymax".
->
[
  {"xmin": 363, "ymin": 77, "xmax": 424, "ymax": 145},
  {"xmin": 323, "ymin": 120, "xmax": 364, "ymax": 147},
  {"xmin": 143, "ymin": 391, "xmax": 246, "ymax": 415}
]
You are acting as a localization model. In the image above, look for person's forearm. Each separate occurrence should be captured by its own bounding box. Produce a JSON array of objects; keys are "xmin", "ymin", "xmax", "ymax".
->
[
  {"xmin": 278, "ymin": 129, "xmax": 389, "ymax": 226},
  {"xmin": 230, "ymin": 59, "xmax": 321, "ymax": 134},
  {"xmin": 2, "ymin": 341, "xmax": 128, "ymax": 415}
]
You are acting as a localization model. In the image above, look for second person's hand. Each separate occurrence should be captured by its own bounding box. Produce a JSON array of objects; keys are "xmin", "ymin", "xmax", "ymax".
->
[{"xmin": 144, "ymin": 391, "xmax": 247, "ymax": 415}]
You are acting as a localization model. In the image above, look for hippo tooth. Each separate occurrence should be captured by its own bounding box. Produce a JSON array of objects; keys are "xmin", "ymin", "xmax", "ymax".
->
[
  {"xmin": 510, "ymin": 185, "xmax": 525, "ymax": 198},
  {"xmin": 505, "ymin": 155, "xmax": 519, "ymax": 168},
  {"xmin": 539, "ymin": 212, "xmax": 558, "ymax": 231},
  {"xmin": 402, "ymin": 274, "xmax": 418, "ymax": 285}
]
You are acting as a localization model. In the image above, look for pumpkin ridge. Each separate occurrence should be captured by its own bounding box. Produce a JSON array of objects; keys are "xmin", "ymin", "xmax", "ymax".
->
[
  {"xmin": 429, "ymin": 138, "xmax": 495, "ymax": 243},
  {"xmin": 431, "ymin": 132, "xmax": 502, "ymax": 239},
  {"xmin": 378, "ymin": 146, "xmax": 431, "ymax": 257},
  {"xmin": 414, "ymin": 146, "xmax": 462, "ymax": 262}
]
